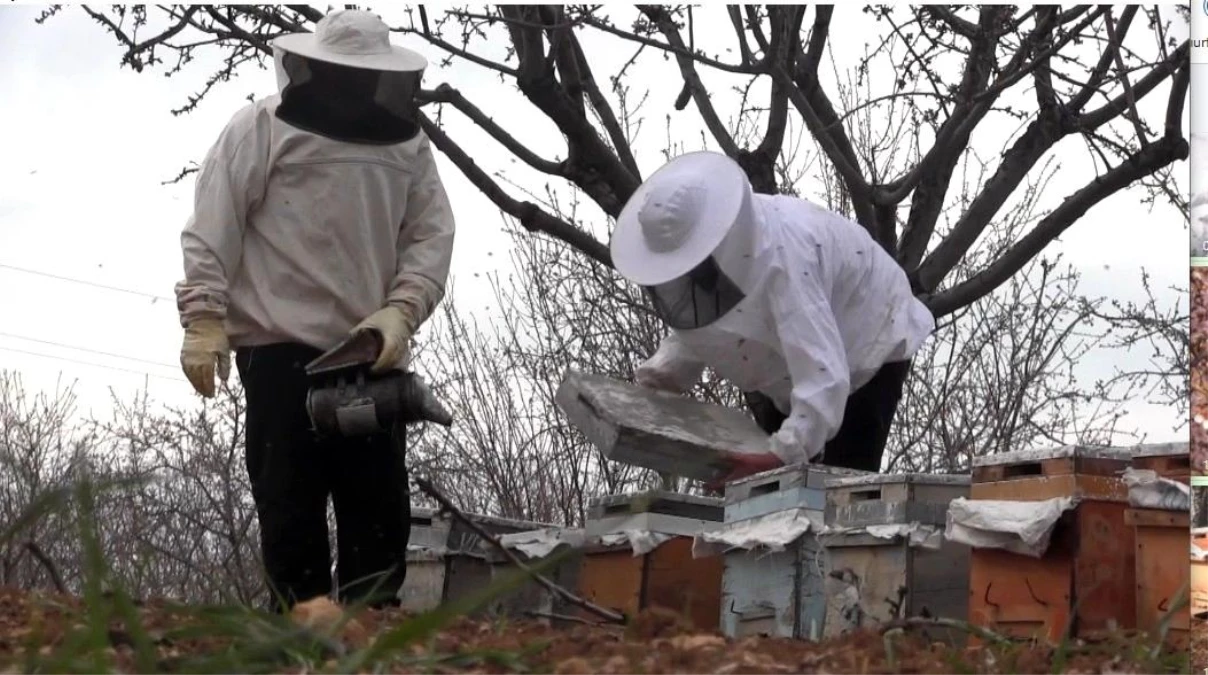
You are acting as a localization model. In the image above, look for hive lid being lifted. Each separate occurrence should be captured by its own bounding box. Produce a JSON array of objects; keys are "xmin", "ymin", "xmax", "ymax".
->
[
  {"xmin": 555, "ymin": 370, "xmax": 771, "ymax": 482},
  {"xmin": 824, "ymin": 472, "xmax": 971, "ymax": 489},
  {"xmin": 971, "ymin": 444, "xmax": 1132, "ymax": 468}
]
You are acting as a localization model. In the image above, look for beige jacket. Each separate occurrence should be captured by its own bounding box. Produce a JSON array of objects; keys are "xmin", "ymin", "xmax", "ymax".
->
[{"xmin": 174, "ymin": 95, "xmax": 455, "ymax": 357}]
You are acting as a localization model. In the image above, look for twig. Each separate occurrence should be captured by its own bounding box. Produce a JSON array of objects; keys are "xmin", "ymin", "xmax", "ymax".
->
[
  {"xmin": 878, "ymin": 616, "xmax": 1016, "ymax": 645},
  {"xmin": 23, "ymin": 540, "xmax": 68, "ymax": 594},
  {"xmin": 524, "ymin": 609, "xmax": 618, "ymax": 627},
  {"xmin": 414, "ymin": 477, "xmax": 626, "ymax": 624}
]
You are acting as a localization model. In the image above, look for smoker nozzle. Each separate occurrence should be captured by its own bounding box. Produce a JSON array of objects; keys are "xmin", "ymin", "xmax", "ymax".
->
[{"xmin": 409, "ymin": 374, "xmax": 453, "ymax": 427}]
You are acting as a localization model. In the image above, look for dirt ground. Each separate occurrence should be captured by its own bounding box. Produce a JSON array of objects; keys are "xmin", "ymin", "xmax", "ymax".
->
[
  {"xmin": 1193, "ymin": 267, "xmax": 1207, "ymax": 474},
  {"xmin": 1193, "ymin": 616, "xmax": 1207, "ymax": 674},
  {"xmin": 0, "ymin": 587, "xmax": 1190, "ymax": 674}
]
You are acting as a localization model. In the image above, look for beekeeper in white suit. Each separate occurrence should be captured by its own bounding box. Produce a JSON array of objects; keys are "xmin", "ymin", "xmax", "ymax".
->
[
  {"xmin": 611, "ymin": 151, "xmax": 934, "ymax": 486},
  {"xmin": 174, "ymin": 9, "xmax": 454, "ymax": 610}
]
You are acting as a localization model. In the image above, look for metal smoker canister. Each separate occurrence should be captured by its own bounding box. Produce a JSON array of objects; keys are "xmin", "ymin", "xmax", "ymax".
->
[{"xmin": 307, "ymin": 369, "xmax": 453, "ymax": 437}]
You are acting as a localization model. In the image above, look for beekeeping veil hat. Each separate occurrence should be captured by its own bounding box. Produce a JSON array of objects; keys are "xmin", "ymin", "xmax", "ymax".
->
[
  {"xmin": 271, "ymin": 9, "xmax": 428, "ymax": 144},
  {"xmin": 611, "ymin": 151, "xmax": 761, "ymax": 330}
]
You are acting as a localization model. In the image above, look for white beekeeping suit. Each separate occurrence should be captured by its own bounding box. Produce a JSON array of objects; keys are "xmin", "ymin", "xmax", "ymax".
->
[
  {"xmin": 175, "ymin": 10, "xmax": 455, "ymax": 396},
  {"xmin": 610, "ymin": 151, "xmax": 934, "ymax": 466}
]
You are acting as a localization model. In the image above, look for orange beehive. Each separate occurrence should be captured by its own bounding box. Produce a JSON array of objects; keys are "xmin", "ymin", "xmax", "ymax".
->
[
  {"xmin": 1192, "ymin": 529, "xmax": 1208, "ymax": 618},
  {"xmin": 967, "ymin": 446, "xmax": 1134, "ymax": 642},
  {"xmin": 1124, "ymin": 443, "xmax": 1190, "ymax": 647},
  {"xmin": 576, "ymin": 491, "xmax": 725, "ymax": 630},
  {"xmin": 1129, "ymin": 442, "xmax": 1190, "ymax": 484}
]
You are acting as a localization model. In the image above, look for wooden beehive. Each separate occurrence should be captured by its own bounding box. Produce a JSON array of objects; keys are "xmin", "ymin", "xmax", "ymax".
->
[
  {"xmin": 1125, "ymin": 443, "xmax": 1191, "ymax": 646},
  {"xmin": 967, "ymin": 445, "xmax": 1134, "ymax": 642},
  {"xmin": 712, "ymin": 463, "xmax": 867, "ymax": 639},
  {"xmin": 1192, "ymin": 529, "xmax": 1208, "ymax": 617},
  {"xmin": 485, "ymin": 528, "xmax": 586, "ymax": 618},
  {"xmin": 577, "ymin": 491, "xmax": 725, "ymax": 630},
  {"xmin": 821, "ymin": 473, "xmax": 971, "ymax": 643},
  {"xmin": 442, "ymin": 512, "xmax": 551, "ymax": 616},
  {"xmin": 1130, "ymin": 442, "xmax": 1190, "ymax": 484},
  {"xmin": 398, "ymin": 508, "xmax": 452, "ymax": 612}
]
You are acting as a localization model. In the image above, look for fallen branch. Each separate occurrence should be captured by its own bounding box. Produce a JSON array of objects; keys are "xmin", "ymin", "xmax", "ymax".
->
[
  {"xmin": 414, "ymin": 477, "xmax": 626, "ymax": 625},
  {"xmin": 878, "ymin": 616, "xmax": 1016, "ymax": 646},
  {"xmin": 24, "ymin": 540, "xmax": 67, "ymax": 594},
  {"xmin": 525, "ymin": 609, "xmax": 620, "ymax": 627}
]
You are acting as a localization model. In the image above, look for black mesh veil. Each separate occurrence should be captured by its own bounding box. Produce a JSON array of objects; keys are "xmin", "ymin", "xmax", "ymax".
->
[
  {"xmin": 644, "ymin": 256, "xmax": 747, "ymax": 330},
  {"xmin": 275, "ymin": 50, "xmax": 423, "ymax": 145}
]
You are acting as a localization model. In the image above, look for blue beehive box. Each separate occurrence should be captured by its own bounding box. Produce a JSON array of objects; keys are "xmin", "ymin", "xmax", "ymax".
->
[{"xmin": 700, "ymin": 463, "xmax": 870, "ymax": 639}]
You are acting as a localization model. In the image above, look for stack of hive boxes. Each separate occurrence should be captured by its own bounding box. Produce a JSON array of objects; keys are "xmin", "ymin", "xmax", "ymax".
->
[
  {"xmin": 486, "ymin": 526, "xmax": 586, "ymax": 618},
  {"xmin": 821, "ymin": 473, "xmax": 971, "ymax": 643},
  {"xmin": 443, "ymin": 512, "xmax": 554, "ymax": 616},
  {"xmin": 961, "ymin": 446, "xmax": 1135, "ymax": 641},
  {"xmin": 697, "ymin": 463, "xmax": 863, "ymax": 639},
  {"xmin": 1123, "ymin": 442, "xmax": 1190, "ymax": 646},
  {"xmin": 578, "ymin": 490, "xmax": 725, "ymax": 630},
  {"xmin": 399, "ymin": 508, "xmax": 453, "ymax": 612}
]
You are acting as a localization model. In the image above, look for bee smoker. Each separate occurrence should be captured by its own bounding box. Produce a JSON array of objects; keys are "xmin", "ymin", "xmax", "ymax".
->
[{"xmin": 304, "ymin": 330, "xmax": 453, "ymax": 437}]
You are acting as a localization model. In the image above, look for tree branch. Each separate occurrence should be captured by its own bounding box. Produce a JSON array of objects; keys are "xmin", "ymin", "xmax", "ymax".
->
[
  {"xmin": 923, "ymin": 7, "xmax": 979, "ymax": 39},
  {"xmin": 416, "ymin": 111, "xmax": 612, "ymax": 267},
  {"xmin": 927, "ymin": 133, "xmax": 1188, "ymax": 316},
  {"xmin": 415, "ymin": 476, "xmax": 625, "ymax": 624},
  {"xmin": 727, "ymin": 5, "xmax": 755, "ymax": 65},
  {"xmin": 780, "ymin": 6, "xmax": 876, "ymax": 230},
  {"xmin": 24, "ymin": 540, "xmax": 68, "ymax": 594},
  {"xmin": 398, "ymin": 11, "xmax": 520, "ymax": 77},
  {"xmin": 577, "ymin": 11, "xmax": 763, "ymax": 75},
  {"xmin": 1102, "ymin": 8, "xmax": 1148, "ymax": 148},
  {"xmin": 501, "ymin": 6, "xmax": 639, "ymax": 217},
  {"xmin": 638, "ymin": 5, "xmax": 740, "ymax": 157},
  {"xmin": 422, "ymin": 84, "xmax": 565, "ymax": 176},
  {"xmin": 1068, "ymin": 7, "xmax": 1136, "ymax": 111},
  {"xmin": 897, "ymin": 5, "xmax": 1008, "ymax": 269},
  {"xmin": 881, "ymin": 6, "xmax": 1101, "ymax": 207},
  {"xmin": 914, "ymin": 31, "xmax": 1187, "ymax": 293},
  {"xmin": 1080, "ymin": 41, "xmax": 1188, "ymax": 130}
]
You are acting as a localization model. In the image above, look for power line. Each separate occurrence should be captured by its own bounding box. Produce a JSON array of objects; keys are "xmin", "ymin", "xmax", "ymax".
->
[
  {"xmin": 0, "ymin": 331, "xmax": 178, "ymax": 370},
  {"xmin": 0, "ymin": 262, "xmax": 173, "ymax": 302},
  {"xmin": 0, "ymin": 346, "xmax": 187, "ymax": 383}
]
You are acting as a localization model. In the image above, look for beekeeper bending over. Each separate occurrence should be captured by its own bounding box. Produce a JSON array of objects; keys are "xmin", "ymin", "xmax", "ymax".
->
[
  {"xmin": 173, "ymin": 10, "xmax": 454, "ymax": 609},
  {"xmin": 611, "ymin": 152, "xmax": 933, "ymax": 485}
]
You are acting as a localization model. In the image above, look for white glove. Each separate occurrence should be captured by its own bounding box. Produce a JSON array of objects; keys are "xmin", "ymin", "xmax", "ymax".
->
[
  {"xmin": 634, "ymin": 365, "xmax": 687, "ymax": 394},
  {"xmin": 180, "ymin": 318, "xmax": 230, "ymax": 398},
  {"xmin": 351, "ymin": 305, "xmax": 419, "ymax": 373}
]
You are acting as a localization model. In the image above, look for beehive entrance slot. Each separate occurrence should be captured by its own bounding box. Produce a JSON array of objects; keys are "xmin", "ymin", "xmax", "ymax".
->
[
  {"xmin": 750, "ymin": 481, "xmax": 780, "ymax": 497},
  {"xmin": 1167, "ymin": 455, "xmax": 1191, "ymax": 470},
  {"xmin": 1003, "ymin": 462, "xmax": 1044, "ymax": 478}
]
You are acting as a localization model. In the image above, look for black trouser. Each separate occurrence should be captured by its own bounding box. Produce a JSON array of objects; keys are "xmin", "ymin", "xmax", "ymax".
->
[
  {"xmin": 236, "ymin": 343, "xmax": 411, "ymax": 610},
  {"xmin": 744, "ymin": 360, "xmax": 912, "ymax": 472}
]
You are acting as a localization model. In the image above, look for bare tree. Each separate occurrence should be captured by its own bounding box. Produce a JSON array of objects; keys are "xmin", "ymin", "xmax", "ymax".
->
[
  {"xmin": 53, "ymin": 4, "xmax": 1187, "ymax": 315},
  {"xmin": 889, "ymin": 257, "xmax": 1128, "ymax": 474},
  {"xmin": 34, "ymin": 5, "xmax": 1188, "ymax": 516},
  {"xmin": 0, "ymin": 371, "xmax": 91, "ymax": 591},
  {"xmin": 93, "ymin": 384, "xmax": 264, "ymax": 605}
]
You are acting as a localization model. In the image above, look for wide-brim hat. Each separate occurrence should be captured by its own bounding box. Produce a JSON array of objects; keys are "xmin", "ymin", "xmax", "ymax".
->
[
  {"xmin": 611, "ymin": 151, "xmax": 753, "ymax": 287},
  {"xmin": 272, "ymin": 9, "xmax": 427, "ymax": 73}
]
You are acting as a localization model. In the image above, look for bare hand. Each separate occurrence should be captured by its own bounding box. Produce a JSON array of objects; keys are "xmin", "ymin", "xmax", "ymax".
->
[{"xmin": 704, "ymin": 451, "xmax": 785, "ymax": 492}]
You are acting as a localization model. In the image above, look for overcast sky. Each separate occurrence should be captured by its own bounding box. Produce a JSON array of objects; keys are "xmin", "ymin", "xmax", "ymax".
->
[{"xmin": 0, "ymin": 4, "xmax": 1191, "ymax": 444}]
